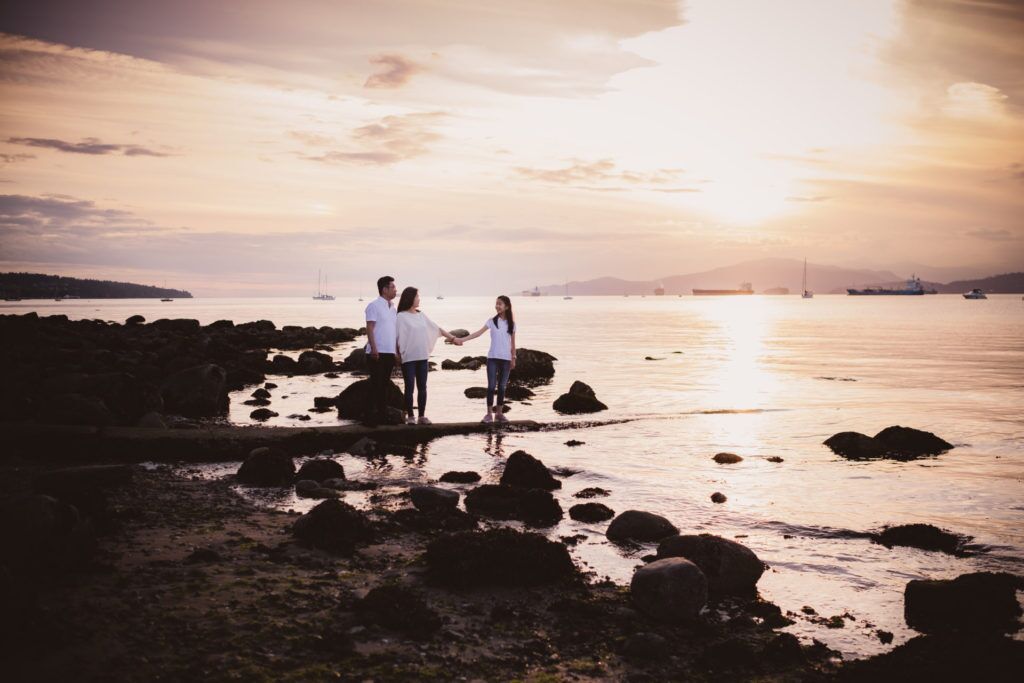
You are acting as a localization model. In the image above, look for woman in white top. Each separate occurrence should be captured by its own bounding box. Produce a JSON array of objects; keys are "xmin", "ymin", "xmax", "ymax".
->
[
  {"xmin": 459, "ymin": 295, "xmax": 516, "ymax": 423},
  {"xmin": 395, "ymin": 286, "xmax": 462, "ymax": 424}
]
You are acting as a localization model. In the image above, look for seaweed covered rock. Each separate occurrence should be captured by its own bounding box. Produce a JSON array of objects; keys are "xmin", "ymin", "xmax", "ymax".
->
[
  {"xmin": 295, "ymin": 458, "xmax": 345, "ymax": 483},
  {"xmin": 409, "ymin": 486, "xmax": 459, "ymax": 514},
  {"xmin": 656, "ymin": 534, "xmax": 764, "ymax": 597},
  {"xmin": 236, "ymin": 447, "xmax": 295, "ymax": 486},
  {"xmin": 569, "ymin": 502, "xmax": 615, "ymax": 523},
  {"xmin": 463, "ymin": 485, "xmax": 563, "ymax": 526},
  {"xmin": 606, "ymin": 510, "xmax": 679, "ymax": 543},
  {"xmin": 630, "ymin": 557, "xmax": 708, "ymax": 622},
  {"xmin": 875, "ymin": 524, "xmax": 966, "ymax": 555},
  {"xmin": 904, "ymin": 572, "xmax": 1023, "ymax": 634},
  {"xmin": 874, "ymin": 426, "xmax": 953, "ymax": 458},
  {"xmin": 356, "ymin": 584, "xmax": 441, "ymax": 639},
  {"xmin": 439, "ymin": 471, "xmax": 481, "ymax": 484},
  {"xmin": 335, "ymin": 378, "xmax": 404, "ymax": 420},
  {"xmin": 291, "ymin": 499, "xmax": 374, "ymax": 555},
  {"xmin": 510, "ymin": 348, "xmax": 557, "ymax": 382},
  {"xmin": 425, "ymin": 528, "xmax": 575, "ymax": 587}
]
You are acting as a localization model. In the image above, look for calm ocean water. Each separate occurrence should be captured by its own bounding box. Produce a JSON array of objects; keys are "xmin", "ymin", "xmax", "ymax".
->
[{"xmin": 6, "ymin": 294, "xmax": 1024, "ymax": 657}]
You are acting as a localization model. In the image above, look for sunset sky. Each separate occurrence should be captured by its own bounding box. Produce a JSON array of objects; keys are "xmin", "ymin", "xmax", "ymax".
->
[{"xmin": 1, "ymin": 0, "xmax": 1022, "ymax": 295}]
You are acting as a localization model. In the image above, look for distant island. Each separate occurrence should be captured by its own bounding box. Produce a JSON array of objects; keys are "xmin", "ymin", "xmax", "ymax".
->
[{"xmin": 0, "ymin": 273, "xmax": 192, "ymax": 300}]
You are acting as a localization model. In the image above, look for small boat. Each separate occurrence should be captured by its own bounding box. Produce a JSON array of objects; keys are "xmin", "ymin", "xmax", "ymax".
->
[
  {"xmin": 693, "ymin": 282, "xmax": 754, "ymax": 296},
  {"xmin": 312, "ymin": 269, "xmax": 335, "ymax": 301},
  {"xmin": 963, "ymin": 288, "xmax": 987, "ymax": 300},
  {"xmin": 161, "ymin": 298, "xmax": 173, "ymax": 302},
  {"xmin": 848, "ymin": 275, "xmax": 925, "ymax": 295},
  {"xmin": 563, "ymin": 282, "xmax": 573, "ymax": 300},
  {"xmin": 530, "ymin": 286, "xmax": 541, "ymax": 297},
  {"xmin": 802, "ymin": 258, "xmax": 813, "ymax": 298},
  {"xmin": 436, "ymin": 279, "xmax": 444, "ymax": 299}
]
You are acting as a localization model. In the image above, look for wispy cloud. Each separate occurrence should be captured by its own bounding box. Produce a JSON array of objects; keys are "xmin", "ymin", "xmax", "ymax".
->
[
  {"xmin": 364, "ymin": 54, "xmax": 421, "ymax": 89},
  {"xmin": 786, "ymin": 195, "xmax": 831, "ymax": 202},
  {"xmin": 965, "ymin": 227, "xmax": 1016, "ymax": 241},
  {"xmin": 514, "ymin": 158, "xmax": 697, "ymax": 192},
  {"xmin": 300, "ymin": 111, "xmax": 445, "ymax": 165},
  {"xmin": 6, "ymin": 136, "xmax": 170, "ymax": 157},
  {"xmin": 0, "ymin": 153, "xmax": 35, "ymax": 163}
]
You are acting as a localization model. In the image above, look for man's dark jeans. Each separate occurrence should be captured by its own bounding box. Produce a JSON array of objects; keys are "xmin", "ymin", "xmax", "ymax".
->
[{"xmin": 365, "ymin": 352, "xmax": 395, "ymax": 425}]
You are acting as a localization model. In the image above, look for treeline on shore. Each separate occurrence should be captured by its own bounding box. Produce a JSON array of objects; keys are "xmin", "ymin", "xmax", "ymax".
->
[{"xmin": 0, "ymin": 273, "xmax": 192, "ymax": 299}]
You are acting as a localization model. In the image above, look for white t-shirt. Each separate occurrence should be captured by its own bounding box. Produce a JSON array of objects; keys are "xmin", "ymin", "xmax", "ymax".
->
[
  {"xmin": 396, "ymin": 311, "xmax": 441, "ymax": 363},
  {"xmin": 486, "ymin": 317, "xmax": 514, "ymax": 361},
  {"xmin": 364, "ymin": 296, "xmax": 397, "ymax": 354}
]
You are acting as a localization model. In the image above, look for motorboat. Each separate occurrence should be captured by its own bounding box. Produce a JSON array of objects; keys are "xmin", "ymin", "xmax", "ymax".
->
[{"xmin": 963, "ymin": 288, "xmax": 987, "ymax": 300}]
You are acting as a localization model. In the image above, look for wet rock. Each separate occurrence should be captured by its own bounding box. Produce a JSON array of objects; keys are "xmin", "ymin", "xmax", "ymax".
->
[
  {"xmin": 762, "ymin": 632, "xmax": 805, "ymax": 665},
  {"xmin": 606, "ymin": 510, "xmax": 679, "ymax": 543},
  {"xmin": 711, "ymin": 492, "xmax": 727, "ymax": 504},
  {"xmin": 339, "ymin": 347, "xmax": 368, "ymax": 373},
  {"xmin": 136, "ymin": 411, "xmax": 167, "ymax": 428},
  {"xmin": 713, "ymin": 452, "xmax": 743, "ymax": 464},
  {"xmin": 287, "ymin": 413, "xmax": 311, "ymax": 421},
  {"xmin": 875, "ymin": 425, "xmax": 953, "ymax": 458},
  {"xmin": 160, "ymin": 364, "xmax": 228, "ymax": 418},
  {"xmin": 621, "ymin": 632, "xmax": 670, "ymax": 661},
  {"xmin": 151, "ymin": 318, "xmax": 200, "ymax": 333},
  {"xmin": 295, "ymin": 458, "xmax": 345, "ymax": 483},
  {"xmin": 875, "ymin": 524, "xmax": 965, "ymax": 555},
  {"xmin": 553, "ymin": 380, "xmax": 608, "ymax": 414},
  {"xmin": 656, "ymin": 534, "xmax": 764, "ymax": 597},
  {"xmin": 463, "ymin": 485, "xmax": 521, "ymax": 519},
  {"xmin": 449, "ymin": 328, "xmax": 469, "ymax": 338},
  {"xmin": 766, "ymin": 456, "xmax": 784, "ymax": 463},
  {"xmin": 565, "ymin": 439, "xmax": 585, "ymax": 447},
  {"xmin": 125, "ymin": 314, "xmax": 145, "ymax": 325},
  {"xmin": 270, "ymin": 354, "xmax": 298, "ymax": 374},
  {"xmin": 824, "ymin": 431, "xmax": 886, "ymax": 459},
  {"xmin": 291, "ymin": 499, "xmax": 374, "ymax": 555},
  {"xmin": 569, "ymin": 502, "xmax": 615, "ymax": 522},
  {"xmin": 574, "ymin": 487, "xmax": 610, "ymax": 499},
  {"xmin": 630, "ymin": 557, "xmax": 708, "ymax": 622},
  {"xmin": 838, "ymin": 633, "xmax": 1024, "ymax": 682},
  {"xmin": 510, "ymin": 348, "xmax": 557, "ymax": 382},
  {"xmin": 348, "ymin": 437, "xmax": 378, "ymax": 456},
  {"xmin": 251, "ymin": 387, "xmax": 271, "ymax": 400},
  {"xmin": 439, "ymin": 471, "xmax": 481, "ymax": 484},
  {"xmin": 335, "ymin": 378, "xmax": 404, "ymax": 420},
  {"xmin": 296, "ymin": 349, "xmax": 333, "ymax": 374},
  {"xmin": 499, "ymin": 450, "xmax": 561, "ymax": 490},
  {"xmin": 0, "ymin": 494, "xmax": 95, "ymax": 576},
  {"xmin": 425, "ymin": 527, "xmax": 575, "ymax": 587},
  {"xmin": 904, "ymin": 572, "xmax": 1023, "ymax": 634},
  {"xmin": 504, "ymin": 385, "xmax": 535, "ymax": 400},
  {"xmin": 249, "ymin": 408, "xmax": 278, "ymax": 421},
  {"xmin": 464, "ymin": 387, "xmax": 487, "ymax": 399},
  {"xmin": 243, "ymin": 397, "xmax": 271, "ymax": 406},
  {"xmin": 264, "ymin": 382, "xmax": 278, "ymax": 389},
  {"xmin": 518, "ymin": 489, "xmax": 563, "ymax": 527},
  {"xmin": 356, "ymin": 584, "xmax": 441, "ymax": 639},
  {"xmin": 410, "ymin": 486, "xmax": 459, "ymax": 514},
  {"xmin": 295, "ymin": 480, "xmax": 341, "ymax": 499},
  {"xmin": 236, "ymin": 447, "xmax": 295, "ymax": 486}
]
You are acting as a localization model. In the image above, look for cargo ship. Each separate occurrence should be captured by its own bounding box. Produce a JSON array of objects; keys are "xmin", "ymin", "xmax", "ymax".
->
[
  {"xmin": 693, "ymin": 282, "xmax": 754, "ymax": 296},
  {"xmin": 847, "ymin": 275, "xmax": 925, "ymax": 296}
]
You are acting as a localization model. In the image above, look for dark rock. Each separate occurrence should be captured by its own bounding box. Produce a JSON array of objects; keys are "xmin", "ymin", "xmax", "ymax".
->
[
  {"xmin": 136, "ymin": 411, "xmax": 167, "ymax": 428},
  {"xmin": 160, "ymin": 364, "xmax": 228, "ymax": 418},
  {"xmin": 876, "ymin": 524, "xmax": 965, "ymax": 554},
  {"xmin": 713, "ymin": 452, "xmax": 743, "ymax": 464},
  {"xmin": 876, "ymin": 630, "xmax": 894, "ymax": 644},
  {"xmin": 656, "ymin": 534, "xmax": 764, "ymax": 597},
  {"xmin": 335, "ymin": 378, "xmax": 404, "ymax": 420},
  {"xmin": 270, "ymin": 354, "xmax": 298, "ymax": 374},
  {"xmin": 297, "ymin": 350, "xmax": 333, "ymax": 374},
  {"xmin": 630, "ymin": 557, "xmax": 708, "ymax": 622},
  {"xmin": 185, "ymin": 547, "xmax": 222, "ymax": 564},
  {"xmin": 410, "ymin": 486, "xmax": 459, "ymax": 513},
  {"xmin": 287, "ymin": 413, "xmax": 312, "ymax": 421},
  {"xmin": 574, "ymin": 487, "xmax": 610, "ymax": 499},
  {"xmin": 500, "ymin": 450, "xmax": 561, "ymax": 490},
  {"xmin": 236, "ymin": 447, "xmax": 295, "ymax": 486},
  {"xmin": 295, "ymin": 480, "xmax": 341, "ymax": 499},
  {"xmin": 711, "ymin": 492, "xmax": 727, "ymax": 503},
  {"xmin": 464, "ymin": 387, "xmax": 487, "ymax": 399},
  {"xmin": 313, "ymin": 396, "xmax": 336, "ymax": 410},
  {"xmin": 439, "ymin": 471, "xmax": 481, "ymax": 484},
  {"xmin": 251, "ymin": 387, "xmax": 271, "ymax": 399},
  {"xmin": 151, "ymin": 318, "xmax": 200, "ymax": 333},
  {"xmin": 510, "ymin": 348, "xmax": 557, "ymax": 382},
  {"xmin": 838, "ymin": 633, "xmax": 1024, "ymax": 682},
  {"xmin": 553, "ymin": 380, "xmax": 608, "ymax": 414},
  {"xmin": 264, "ymin": 382, "xmax": 278, "ymax": 389},
  {"xmin": 249, "ymin": 408, "xmax": 278, "ymax": 421},
  {"xmin": 339, "ymin": 347, "xmax": 368, "ymax": 373},
  {"xmin": 904, "ymin": 572, "xmax": 1023, "ymax": 634},
  {"xmin": 621, "ymin": 632, "xmax": 670, "ymax": 661},
  {"xmin": 391, "ymin": 508, "xmax": 478, "ymax": 533},
  {"xmin": 748, "ymin": 599, "xmax": 795, "ymax": 628},
  {"xmin": 291, "ymin": 499, "xmax": 374, "ymax": 555},
  {"xmin": 824, "ymin": 431, "xmax": 886, "ymax": 459},
  {"xmin": 762, "ymin": 632, "xmax": 805, "ymax": 665},
  {"xmin": 356, "ymin": 584, "xmax": 441, "ymax": 639},
  {"xmin": 569, "ymin": 502, "xmax": 615, "ymax": 522},
  {"xmin": 518, "ymin": 489, "xmax": 563, "ymax": 527},
  {"xmin": 606, "ymin": 510, "xmax": 679, "ymax": 543},
  {"xmin": 0, "ymin": 494, "xmax": 95, "ymax": 576},
  {"xmin": 449, "ymin": 328, "xmax": 469, "ymax": 338},
  {"xmin": 243, "ymin": 397, "xmax": 271, "ymax": 406},
  {"xmin": 125, "ymin": 314, "xmax": 145, "ymax": 325},
  {"xmin": 767, "ymin": 456, "xmax": 784, "ymax": 463},
  {"xmin": 565, "ymin": 439, "xmax": 585, "ymax": 447},
  {"xmin": 464, "ymin": 485, "xmax": 524, "ymax": 520},
  {"xmin": 503, "ymin": 385, "xmax": 535, "ymax": 400},
  {"xmin": 874, "ymin": 425, "xmax": 954, "ymax": 457},
  {"xmin": 425, "ymin": 527, "xmax": 576, "ymax": 587},
  {"xmin": 296, "ymin": 458, "xmax": 345, "ymax": 483},
  {"xmin": 47, "ymin": 393, "xmax": 115, "ymax": 426}
]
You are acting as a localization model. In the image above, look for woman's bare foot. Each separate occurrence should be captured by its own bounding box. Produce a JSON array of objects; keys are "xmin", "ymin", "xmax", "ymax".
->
[{"xmin": 418, "ymin": 416, "xmax": 432, "ymax": 425}]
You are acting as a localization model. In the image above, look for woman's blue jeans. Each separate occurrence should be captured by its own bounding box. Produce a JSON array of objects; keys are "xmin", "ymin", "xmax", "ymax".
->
[
  {"xmin": 401, "ymin": 359, "xmax": 429, "ymax": 417},
  {"xmin": 486, "ymin": 358, "xmax": 511, "ymax": 409}
]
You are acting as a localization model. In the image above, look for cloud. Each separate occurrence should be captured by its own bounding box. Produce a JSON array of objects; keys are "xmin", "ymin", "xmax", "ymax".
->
[
  {"xmin": 1, "ymin": 153, "xmax": 35, "ymax": 163},
  {"xmin": 965, "ymin": 227, "xmax": 1016, "ymax": 241},
  {"xmin": 6, "ymin": 136, "xmax": 169, "ymax": 156},
  {"xmin": 513, "ymin": 158, "xmax": 697, "ymax": 192},
  {"xmin": 0, "ymin": 193, "xmax": 153, "ymax": 233},
  {"xmin": 942, "ymin": 82, "xmax": 1008, "ymax": 119},
  {"xmin": 364, "ymin": 53, "xmax": 421, "ymax": 89},
  {"xmin": 1009, "ymin": 162, "xmax": 1024, "ymax": 181},
  {"xmin": 786, "ymin": 195, "xmax": 831, "ymax": 202},
  {"xmin": 301, "ymin": 111, "xmax": 445, "ymax": 165}
]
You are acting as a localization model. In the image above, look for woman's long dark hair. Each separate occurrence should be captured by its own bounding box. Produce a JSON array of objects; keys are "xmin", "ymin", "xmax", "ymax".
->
[
  {"xmin": 493, "ymin": 295, "xmax": 514, "ymax": 335},
  {"xmin": 397, "ymin": 286, "xmax": 418, "ymax": 313}
]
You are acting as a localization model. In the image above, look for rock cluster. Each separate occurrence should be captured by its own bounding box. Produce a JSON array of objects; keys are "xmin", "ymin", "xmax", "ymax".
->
[{"xmin": 824, "ymin": 426, "xmax": 953, "ymax": 460}]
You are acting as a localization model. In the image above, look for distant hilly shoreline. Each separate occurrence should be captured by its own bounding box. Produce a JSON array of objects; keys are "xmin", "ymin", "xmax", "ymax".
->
[
  {"xmin": 527, "ymin": 259, "xmax": 1024, "ymax": 296},
  {"xmin": 0, "ymin": 273, "xmax": 192, "ymax": 299}
]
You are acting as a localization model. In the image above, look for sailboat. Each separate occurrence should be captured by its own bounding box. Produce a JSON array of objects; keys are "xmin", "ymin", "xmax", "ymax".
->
[
  {"xmin": 801, "ymin": 258, "xmax": 814, "ymax": 299},
  {"xmin": 313, "ymin": 269, "xmax": 335, "ymax": 300},
  {"xmin": 436, "ymin": 279, "xmax": 444, "ymax": 300},
  {"xmin": 563, "ymin": 281, "xmax": 573, "ymax": 300}
]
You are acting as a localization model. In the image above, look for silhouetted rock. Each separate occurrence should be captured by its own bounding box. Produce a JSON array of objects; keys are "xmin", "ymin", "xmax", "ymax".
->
[
  {"xmin": 296, "ymin": 458, "xmax": 345, "ymax": 483},
  {"xmin": 837, "ymin": 633, "xmax": 1024, "ymax": 682},
  {"xmin": 160, "ymin": 364, "xmax": 228, "ymax": 418},
  {"xmin": 606, "ymin": 510, "xmax": 679, "ymax": 543},
  {"xmin": 510, "ymin": 348, "xmax": 557, "ymax": 382},
  {"xmin": 517, "ymin": 489, "xmax": 563, "ymax": 527},
  {"xmin": 656, "ymin": 534, "xmax": 764, "ymax": 597},
  {"xmin": 631, "ymin": 557, "xmax": 708, "ymax": 622},
  {"xmin": 251, "ymin": 387, "xmax": 271, "ymax": 399},
  {"xmin": 711, "ymin": 492, "xmax": 727, "ymax": 503},
  {"xmin": 32, "ymin": 464, "xmax": 133, "ymax": 518},
  {"xmin": 824, "ymin": 431, "xmax": 886, "ymax": 459},
  {"xmin": 464, "ymin": 387, "xmax": 487, "ymax": 399},
  {"xmin": 875, "ymin": 524, "xmax": 966, "ymax": 555},
  {"xmin": 463, "ymin": 485, "xmax": 561, "ymax": 525},
  {"xmin": 249, "ymin": 408, "xmax": 277, "ymax": 421},
  {"xmin": 335, "ymin": 378, "xmax": 404, "ymax": 420},
  {"xmin": 425, "ymin": 528, "xmax": 575, "ymax": 587},
  {"xmin": 904, "ymin": 572, "xmax": 1023, "ymax": 634},
  {"xmin": 297, "ymin": 350, "xmax": 333, "ymax": 374},
  {"xmin": 439, "ymin": 471, "xmax": 481, "ymax": 484},
  {"xmin": 0, "ymin": 494, "xmax": 95, "ymax": 576},
  {"xmin": 356, "ymin": 584, "xmax": 441, "ymax": 639},
  {"xmin": 553, "ymin": 380, "xmax": 607, "ymax": 414},
  {"xmin": 410, "ymin": 486, "xmax": 459, "ymax": 514},
  {"xmin": 874, "ymin": 425, "xmax": 953, "ymax": 457},
  {"xmin": 499, "ymin": 450, "xmax": 561, "ymax": 490},
  {"xmin": 569, "ymin": 502, "xmax": 615, "ymax": 522},
  {"xmin": 291, "ymin": 499, "xmax": 374, "ymax": 555},
  {"xmin": 574, "ymin": 487, "xmax": 610, "ymax": 499},
  {"xmin": 713, "ymin": 452, "xmax": 743, "ymax": 464},
  {"xmin": 236, "ymin": 447, "xmax": 294, "ymax": 486},
  {"xmin": 125, "ymin": 314, "xmax": 145, "ymax": 325},
  {"xmin": 295, "ymin": 480, "xmax": 341, "ymax": 499}
]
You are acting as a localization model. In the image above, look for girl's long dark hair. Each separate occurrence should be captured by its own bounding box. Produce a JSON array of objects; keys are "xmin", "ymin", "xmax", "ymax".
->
[
  {"xmin": 397, "ymin": 286, "xmax": 418, "ymax": 313},
  {"xmin": 493, "ymin": 295, "xmax": 514, "ymax": 335}
]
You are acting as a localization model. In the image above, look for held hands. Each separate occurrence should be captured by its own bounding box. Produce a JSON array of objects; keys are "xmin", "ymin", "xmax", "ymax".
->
[{"xmin": 452, "ymin": 337, "xmax": 464, "ymax": 346}]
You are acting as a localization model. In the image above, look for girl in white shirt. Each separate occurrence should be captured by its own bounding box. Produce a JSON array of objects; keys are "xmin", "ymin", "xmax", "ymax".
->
[
  {"xmin": 460, "ymin": 295, "xmax": 516, "ymax": 423},
  {"xmin": 395, "ymin": 286, "xmax": 462, "ymax": 424}
]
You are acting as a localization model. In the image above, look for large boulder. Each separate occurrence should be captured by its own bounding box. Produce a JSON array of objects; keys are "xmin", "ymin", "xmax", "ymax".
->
[
  {"xmin": 569, "ymin": 502, "xmax": 615, "ymax": 523},
  {"xmin": 874, "ymin": 426, "xmax": 953, "ymax": 458},
  {"xmin": 335, "ymin": 378, "xmax": 404, "ymax": 420},
  {"xmin": 297, "ymin": 350, "xmax": 334, "ymax": 374},
  {"xmin": 356, "ymin": 584, "xmax": 441, "ymax": 639},
  {"xmin": 499, "ymin": 450, "xmax": 561, "ymax": 490},
  {"xmin": 439, "ymin": 471, "xmax": 481, "ymax": 484},
  {"xmin": 339, "ymin": 347, "xmax": 368, "ymax": 373},
  {"xmin": 296, "ymin": 458, "xmax": 345, "ymax": 483},
  {"xmin": 656, "ymin": 534, "xmax": 764, "ymax": 597},
  {"xmin": 160, "ymin": 364, "xmax": 229, "ymax": 418},
  {"xmin": 509, "ymin": 348, "xmax": 556, "ymax": 383},
  {"xmin": 463, "ymin": 485, "xmax": 563, "ymax": 526},
  {"xmin": 236, "ymin": 447, "xmax": 295, "ymax": 486},
  {"xmin": 291, "ymin": 499, "xmax": 374, "ymax": 555},
  {"xmin": 630, "ymin": 558, "xmax": 708, "ymax": 622},
  {"xmin": 904, "ymin": 572, "xmax": 1023, "ymax": 634},
  {"xmin": 606, "ymin": 510, "xmax": 679, "ymax": 543},
  {"xmin": 0, "ymin": 494, "xmax": 96, "ymax": 576},
  {"xmin": 410, "ymin": 486, "xmax": 459, "ymax": 514},
  {"xmin": 553, "ymin": 381, "xmax": 608, "ymax": 414},
  {"xmin": 517, "ymin": 489, "xmax": 564, "ymax": 527},
  {"xmin": 875, "ymin": 524, "xmax": 965, "ymax": 555},
  {"xmin": 823, "ymin": 431, "xmax": 886, "ymax": 459},
  {"xmin": 425, "ymin": 528, "xmax": 575, "ymax": 587}
]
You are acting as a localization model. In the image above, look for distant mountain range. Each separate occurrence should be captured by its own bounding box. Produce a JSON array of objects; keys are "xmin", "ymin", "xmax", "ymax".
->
[
  {"xmin": 528, "ymin": 259, "xmax": 1024, "ymax": 295},
  {"xmin": 0, "ymin": 273, "xmax": 192, "ymax": 299}
]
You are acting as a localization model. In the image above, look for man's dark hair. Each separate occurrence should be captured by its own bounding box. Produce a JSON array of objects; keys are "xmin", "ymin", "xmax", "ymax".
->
[{"xmin": 377, "ymin": 276, "xmax": 395, "ymax": 295}]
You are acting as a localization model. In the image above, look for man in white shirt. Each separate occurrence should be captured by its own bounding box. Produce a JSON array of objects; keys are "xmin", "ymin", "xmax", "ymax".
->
[{"xmin": 363, "ymin": 275, "xmax": 399, "ymax": 426}]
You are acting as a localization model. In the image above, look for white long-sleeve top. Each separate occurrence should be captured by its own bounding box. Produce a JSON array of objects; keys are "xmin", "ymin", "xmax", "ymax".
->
[{"xmin": 396, "ymin": 310, "xmax": 441, "ymax": 363}]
